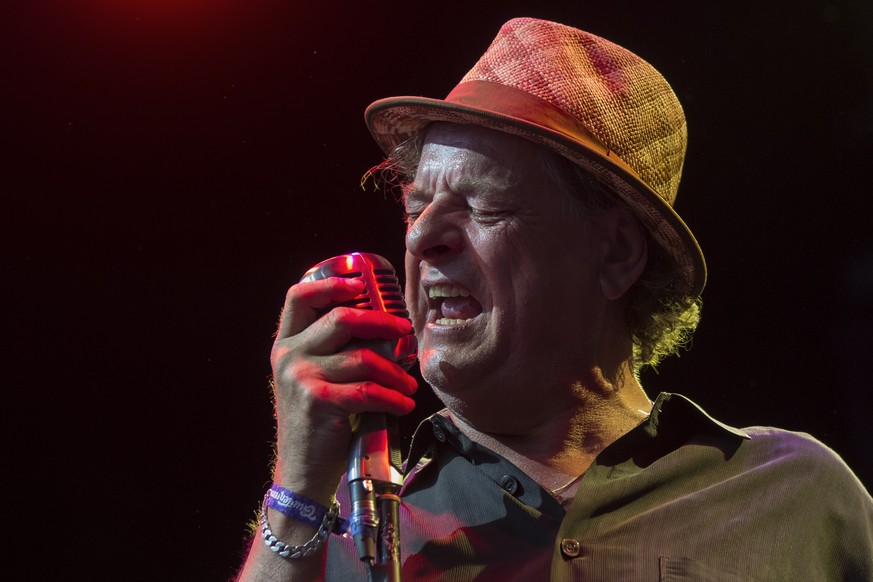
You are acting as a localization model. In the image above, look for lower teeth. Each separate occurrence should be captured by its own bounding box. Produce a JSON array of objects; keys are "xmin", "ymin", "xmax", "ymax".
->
[{"xmin": 436, "ymin": 318, "xmax": 470, "ymax": 325}]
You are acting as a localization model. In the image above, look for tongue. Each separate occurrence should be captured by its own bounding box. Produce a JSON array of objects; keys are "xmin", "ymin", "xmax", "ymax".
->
[{"xmin": 441, "ymin": 297, "xmax": 483, "ymax": 320}]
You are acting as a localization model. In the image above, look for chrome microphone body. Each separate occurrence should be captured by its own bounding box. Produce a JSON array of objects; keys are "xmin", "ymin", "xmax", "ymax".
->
[{"xmin": 300, "ymin": 252, "xmax": 416, "ymax": 581}]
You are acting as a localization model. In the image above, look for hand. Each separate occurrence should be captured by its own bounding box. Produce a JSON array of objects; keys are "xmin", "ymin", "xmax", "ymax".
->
[{"xmin": 270, "ymin": 276, "xmax": 418, "ymax": 503}]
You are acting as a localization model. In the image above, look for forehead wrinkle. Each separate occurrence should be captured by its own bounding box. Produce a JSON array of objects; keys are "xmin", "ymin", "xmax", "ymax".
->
[{"xmin": 417, "ymin": 142, "xmax": 525, "ymax": 199}]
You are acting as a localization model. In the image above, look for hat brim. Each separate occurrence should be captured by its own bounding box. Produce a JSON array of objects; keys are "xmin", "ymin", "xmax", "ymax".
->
[{"xmin": 366, "ymin": 90, "xmax": 706, "ymax": 298}]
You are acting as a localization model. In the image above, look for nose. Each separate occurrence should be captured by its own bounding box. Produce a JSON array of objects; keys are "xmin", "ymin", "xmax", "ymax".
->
[{"xmin": 405, "ymin": 203, "xmax": 463, "ymax": 263}]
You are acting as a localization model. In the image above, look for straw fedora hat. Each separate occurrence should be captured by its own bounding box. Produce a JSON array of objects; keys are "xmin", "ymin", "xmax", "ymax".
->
[{"xmin": 365, "ymin": 17, "xmax": 706, "ymax": 298}]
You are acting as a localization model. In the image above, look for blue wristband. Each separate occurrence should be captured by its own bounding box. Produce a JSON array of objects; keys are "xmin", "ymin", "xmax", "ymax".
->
[{"xmin": 265, "ymin": 485, "xmax": 328, "ymax": 527}]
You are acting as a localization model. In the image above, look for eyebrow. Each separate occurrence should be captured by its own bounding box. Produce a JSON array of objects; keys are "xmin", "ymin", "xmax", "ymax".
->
[{"xmin": 401, "ymin": 185, "xmax": 424, "ymax": 205}]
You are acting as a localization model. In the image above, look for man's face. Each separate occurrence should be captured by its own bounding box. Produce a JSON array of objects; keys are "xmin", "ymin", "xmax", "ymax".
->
[{"xmin": 403, "ymin": 123, "xmax": 612, "ymax": 426}]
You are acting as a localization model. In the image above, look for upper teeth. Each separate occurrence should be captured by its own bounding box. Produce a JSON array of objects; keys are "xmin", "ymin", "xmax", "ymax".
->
[{"xmin": 428, "ymin": 285, "xmax": 471, "ymax": 299}]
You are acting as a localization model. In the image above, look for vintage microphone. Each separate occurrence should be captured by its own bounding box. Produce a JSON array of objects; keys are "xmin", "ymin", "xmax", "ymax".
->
[{"xmin": 300, "ymin": 252, "xmax": 416, "ymax": 582}]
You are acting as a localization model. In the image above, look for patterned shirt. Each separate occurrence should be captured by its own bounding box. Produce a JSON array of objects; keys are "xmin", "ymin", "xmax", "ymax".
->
[{"xmin": 326, "ymin": 392, "xmax": 873, "ymax": 580}]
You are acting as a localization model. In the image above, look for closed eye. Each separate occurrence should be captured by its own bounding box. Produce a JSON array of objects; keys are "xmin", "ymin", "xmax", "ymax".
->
[
  {"xmin": 470, "ymin": 208, "xmax": 510, "ymax": 222},
  {"xmin": 402, "ymin": 186, "xmax": 428, "ymax": 226}
]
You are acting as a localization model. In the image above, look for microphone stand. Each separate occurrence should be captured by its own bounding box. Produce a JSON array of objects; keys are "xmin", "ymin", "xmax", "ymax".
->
[{"xmin": 347, "ymin": 413, "xmax": 403, "ymax": 582}]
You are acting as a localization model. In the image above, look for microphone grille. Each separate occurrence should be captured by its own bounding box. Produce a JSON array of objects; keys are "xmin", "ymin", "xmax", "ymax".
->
[{"xmin": 300, "ymin": 252, "xmax": 409, "ymax": 317}]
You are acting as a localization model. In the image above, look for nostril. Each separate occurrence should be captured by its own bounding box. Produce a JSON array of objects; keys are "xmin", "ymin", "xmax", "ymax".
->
[{"xmin": 423, "ymin": 244, "xmax": 452, "ymax": 259}]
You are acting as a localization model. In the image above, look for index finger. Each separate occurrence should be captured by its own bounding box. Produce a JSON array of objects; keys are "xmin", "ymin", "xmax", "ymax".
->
[{"xmin": 276, "ymin": 277, "xmax": 365, "ymax": 339}]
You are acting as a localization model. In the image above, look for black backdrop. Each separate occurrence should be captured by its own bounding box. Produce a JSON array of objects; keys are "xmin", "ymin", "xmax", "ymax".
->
[{"xmin": 7, "ymin": 1, "xmax": 872, "ymax": 579}]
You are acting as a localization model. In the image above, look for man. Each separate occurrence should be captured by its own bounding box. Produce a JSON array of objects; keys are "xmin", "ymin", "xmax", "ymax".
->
[{"xmin": 238, "ymin": 18, "xmax": 872, "ymax": 581}]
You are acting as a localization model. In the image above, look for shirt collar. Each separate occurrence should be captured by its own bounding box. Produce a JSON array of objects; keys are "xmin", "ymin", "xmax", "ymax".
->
[
  {"xmin": 596, "ymin": 392, "xmax": 750, "ymax": 469},
  {"xmin": 403, "ymin": 392, "xmax": 750, "ymax": 499},
  {"xmin": 404, "ymin": 409, "xmax": 567, "ymax": 518},
  {"xmin": 650, "ymin": 392, "xmax": 750, "ymax": 438}
]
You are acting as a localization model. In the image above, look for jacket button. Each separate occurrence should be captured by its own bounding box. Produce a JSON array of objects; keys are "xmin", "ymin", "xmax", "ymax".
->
[
  {"xmin": 560, "ymin": 538, "xmax": 581, "ymax": 557},
  {"xmin": 500, "ymin": 475, "xmax": 519, "ymax": 495},
  {"xmin": 432, "ymin": 423, "xmax": 446, "ymax": 442}
]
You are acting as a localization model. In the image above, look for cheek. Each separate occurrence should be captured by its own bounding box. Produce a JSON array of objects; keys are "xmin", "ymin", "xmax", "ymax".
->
[
  {"xmin": 404, "ymin": 254, "xmax": 425, "ymax": 327},
  {"xmin": 403, "ymin": 252, "xmax": 419, "ymax": 298},
  {"xmin": 503, "ymin": 226, "xmax": 597, "ymax": 311}
]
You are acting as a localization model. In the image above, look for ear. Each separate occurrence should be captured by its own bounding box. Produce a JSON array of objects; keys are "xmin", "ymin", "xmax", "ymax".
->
[{"xmin": 597, "ymin": 207, "xmax": 648, "ymax": 301}]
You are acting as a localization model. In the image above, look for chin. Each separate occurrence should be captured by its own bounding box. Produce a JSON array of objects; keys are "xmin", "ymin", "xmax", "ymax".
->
[
  {"xmin": 418, "ymin": 351, "xmax": 468, "ymax": 396},
  {"xmin": 417, "ymin": 351, "xmax": 450, "ymax": 390},
  {"xmin": 419, "ymin": 352, "xmax": 500, "ymax": 408}
]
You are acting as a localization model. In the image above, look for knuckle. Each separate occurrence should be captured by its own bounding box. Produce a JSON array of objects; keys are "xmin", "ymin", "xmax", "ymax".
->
[
  {"xmin": 271, "ymin": 339, "xmax": 303, "ymax": 368},
  {"xmin": 273, "ymin": 361, "xmax": 302, "ymax": 389},
  {"xmin": 324, "ymin": 307, "xmax": 344, "ymax": 326},
  {"xmin": 355, "ymin": 381, "xmax": 376, "ymax": 403},
  {"xmin": 346, "ymin": 347, "xmax": 373, "ymax": 371},
  {"xmin": 284, "ymin": 282, "xmax": 305, "ymax": 305},
  {"xmin": 326, "ymin": 306, "xmax": 357, "ymax": 326},
  {"xmin": 273, "ymin": 352, "xmax": 319, "ymax": 389}
]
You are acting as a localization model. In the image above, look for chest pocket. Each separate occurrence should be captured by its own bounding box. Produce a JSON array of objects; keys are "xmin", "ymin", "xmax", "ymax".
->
[
  {"xmin": 555, "ymin": 550, "xmax": 761, "ymax": 581},
  {"xmin": 659, "ymin": 556, "xmax": 760, "ymax": 582}
]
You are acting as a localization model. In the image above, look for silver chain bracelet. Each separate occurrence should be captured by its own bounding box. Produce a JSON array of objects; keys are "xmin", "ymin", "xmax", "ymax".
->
[{"xmin": 260, "ymin": 493, "xmax": 341, "ymax": 559}]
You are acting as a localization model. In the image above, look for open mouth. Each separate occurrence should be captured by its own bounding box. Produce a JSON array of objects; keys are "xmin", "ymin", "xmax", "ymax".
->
[{"xmin": 428, "ymin": 284, "xmax": 483, "ymax": 325}]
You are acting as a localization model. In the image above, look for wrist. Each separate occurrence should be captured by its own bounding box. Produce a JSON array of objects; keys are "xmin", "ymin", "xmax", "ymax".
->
[
  {"xmin": 258, "ymin": 484, "xmax": 346, "ymax": 560},
  {"xmin": 272, "ymin": 463, "xmax": 343, "ymax": 507},
  {"xmin": 265, "ymin": 485, "xmax": 332, "ymax": 529}
]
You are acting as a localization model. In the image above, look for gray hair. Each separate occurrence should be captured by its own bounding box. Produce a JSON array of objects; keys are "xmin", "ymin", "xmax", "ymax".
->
[{"xmin": 536, "ymin": 151, "xmax": 701, "ymax": 373}]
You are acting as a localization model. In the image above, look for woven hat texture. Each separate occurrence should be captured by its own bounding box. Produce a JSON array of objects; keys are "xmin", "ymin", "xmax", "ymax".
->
[{"xmin": 366, "ymin": 17, "xmax": 705, "ymax": 297}]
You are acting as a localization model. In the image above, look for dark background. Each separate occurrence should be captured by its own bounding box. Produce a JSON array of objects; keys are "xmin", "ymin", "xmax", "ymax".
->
[{"xmin": 6, "ymin": 0, "xmax": 872, "ymax": 579}]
